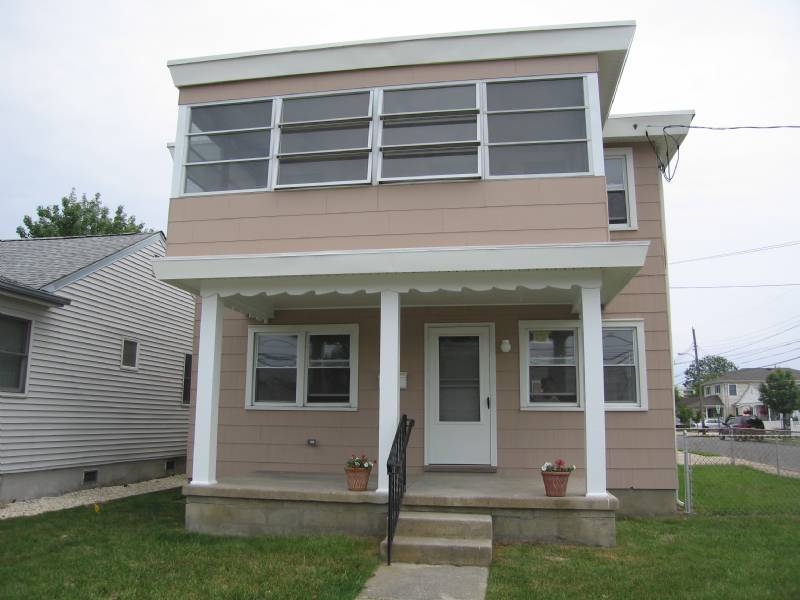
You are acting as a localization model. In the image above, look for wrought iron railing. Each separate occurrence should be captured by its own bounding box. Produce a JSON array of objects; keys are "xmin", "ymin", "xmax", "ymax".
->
[{"xmin": 386, "ymin": 414, "xmax": 415, "ymax": 565}]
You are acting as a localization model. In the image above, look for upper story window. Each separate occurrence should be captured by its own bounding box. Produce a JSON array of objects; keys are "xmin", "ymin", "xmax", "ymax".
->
[
  {"xmin": 728, "ymin": 384, "xmax": 737, "ymax": 396},
  {"xmin": 714, "ymin": 384, "xmax": 721, "ymax": 394},
  {"xmin": 176, "ymin": 73, "xmax": 602, "ymax": 195},
  {"xmin": 604, "ymin": 147, "xmax": 637, "ymax": 230},
  {"xmin": 0, "ymin": 313, "xmax": 32, "ymax": 394},
  {"xmin": 184, "ymin": 100, "xmax": 273, "ymax": 193},
  {"xmin": 121, "ymin": 338, "xmax": 140, "ymax": 370}
]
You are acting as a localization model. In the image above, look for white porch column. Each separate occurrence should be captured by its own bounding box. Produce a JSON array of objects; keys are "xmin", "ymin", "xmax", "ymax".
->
[
  {"xmin": 377, "ymin": 290, "xmax": 401, "ymax": 494},
  {"xmin": 579, "ymin": 285, "xmax": 608, "ymax": 496},
  {"xmin": 191, "ymin": 293, "xmax": 224, "ymax": 486}
]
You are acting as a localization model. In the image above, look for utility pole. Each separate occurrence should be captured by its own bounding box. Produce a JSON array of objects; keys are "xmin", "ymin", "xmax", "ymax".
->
[{"xmin": 692, "ymin": 327, "xmax": 705, "ymax": 426}]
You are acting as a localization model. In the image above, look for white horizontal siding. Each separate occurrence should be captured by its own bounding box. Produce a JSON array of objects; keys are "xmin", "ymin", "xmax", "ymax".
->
[{"xmin": 0, "ymin": 237, "xmax": 195, "ymax": 474}]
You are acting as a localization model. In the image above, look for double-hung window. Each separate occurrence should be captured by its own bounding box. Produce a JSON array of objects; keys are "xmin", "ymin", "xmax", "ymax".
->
[
  {"xmin": 379, "ymin": 84, "xmax": 480, "ymax": 180},
  {"xmin": 519, "ymin": 323, "xmax": 580, "ymax": 409},
  {"xmin": 276, "ymin": 92, "xmax": 373, "ymax": 187},
  {"xmin": 0, "ymin": 314, "xmax": 32, "ymax": 394},
  {"xmin": 602, "ymin": 321, "xmax": 647, "ymax": 409},
  {"xmin": 486, "ymin": 78, "xmax": 589, "ymax": 176},
  {"xmin": 604, "ymin": 148, "xmax": 637, "ymax": 229},
  {"xmin": 729, "ymin": 384, "xmax": 737, "ymax": 396},
  {"xmin": 184, "ymin": 100, "xmax": 273, "ymax": 193},
  {"xmin": 246, "ymin": 325, "xmax": 358, "ymax": 409}
]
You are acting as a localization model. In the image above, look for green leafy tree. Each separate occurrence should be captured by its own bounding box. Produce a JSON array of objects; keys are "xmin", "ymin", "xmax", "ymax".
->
[
  {"xmin": 759, "ymin": 369, "xmax": 800, "ymax": 429},
  {"xmin": 683, "ymin": 355, "xmax": 737, "ymax": 396},
  {"xmin": 676, "ymin": 403, "xmax": 694, "ymax": 427},
  {"xmin": 16, "ymin": 189, "xmax": 147, "ymax": 238}
]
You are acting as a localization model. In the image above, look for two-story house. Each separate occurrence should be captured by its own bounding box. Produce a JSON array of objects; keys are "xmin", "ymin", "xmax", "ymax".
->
[
  {"xmin": 155, "ymin": 21, "xmax": 693, "ymax": 553},
  {"xmin": 703, "ymin": 367, "xmax": 800, "ymax": 426}
]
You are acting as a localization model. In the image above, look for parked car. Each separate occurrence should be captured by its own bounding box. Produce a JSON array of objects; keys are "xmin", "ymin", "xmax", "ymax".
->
[
  {"xmin": 719, "ymin": 415, "xmax": 765, "ymax": 441},
  {"xmin": 700, "ymin": 418, "xmax": 724, "ymax": 430}
]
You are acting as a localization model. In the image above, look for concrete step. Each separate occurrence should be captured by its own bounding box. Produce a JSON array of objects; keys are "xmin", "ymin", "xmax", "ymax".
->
[
  {"xmin": 396, "ymin": 511, "xmax": 493, "ymax": 539},
  {"xmin": 380, "ymin": 535, "xmax": 492, "ymax": 566}
]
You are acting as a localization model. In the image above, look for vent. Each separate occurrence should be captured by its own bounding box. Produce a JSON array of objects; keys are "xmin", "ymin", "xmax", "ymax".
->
[
  {"xmin": 83, "ymin": 470, "xmax": 98, "ymax": 484},
  {"xmin": 165, "ymin": 459, "xmax": 176, "ymax": 472}
]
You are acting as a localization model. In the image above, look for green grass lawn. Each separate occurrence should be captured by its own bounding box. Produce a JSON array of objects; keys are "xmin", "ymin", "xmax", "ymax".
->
[
  {"xmin": 488, "ymin": 465, "xmax": 800, "ymax": 600},
  {"xmin": 0, "ymin": 488, "xmax": 378, "ymax": 600}
]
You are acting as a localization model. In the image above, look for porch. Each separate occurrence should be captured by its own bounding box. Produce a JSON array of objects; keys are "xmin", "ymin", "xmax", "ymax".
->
[{"xmin": 182, "ymin": 471, "xmax": 618, "ymax": 546}]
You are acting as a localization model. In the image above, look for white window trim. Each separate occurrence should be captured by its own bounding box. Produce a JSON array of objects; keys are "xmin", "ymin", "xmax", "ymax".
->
[
  {"xmin": 120, "ymin": 337, "xmax": 140, "ymax": 371},
  {"xmin": 518, "ymin": 320, "xmax": 584, "ymax": 412},
  {"xmin": 729, "ymin": 384, "xmax": 737, "ymax": 396},
  {"xmin": 175, "ymin": 72, "xmax": 603, "ymax": 197},
  {"xmin": 244, "ymin": 323, "xmax": 359, "ymax": 411},
  {"xmin": 605, "ymin": 147, "xmax": 638, "ymax": 231},
  {"xmin": 0, "ymin": 310, "xmax": 34, "ymax": 397},
  {"xmin": 602, "ymin": 318, "xmax": 648, "ymax": 412},
  {"xmin": 518, "ymin": 318, "xmax": 648, "ymax": 412}
]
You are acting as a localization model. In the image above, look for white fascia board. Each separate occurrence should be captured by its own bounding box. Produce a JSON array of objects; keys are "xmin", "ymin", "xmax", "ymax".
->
[
  {"xmin": 153, "ymin": 241, "xmax": 649, "ymax": 283},
  {"xmin": 603, "ymin": 110, "xmax": 695, "ymax": 163},
  {"xmin": 167, "ymin": 22, "xmax": 636, "ymax": 91}
]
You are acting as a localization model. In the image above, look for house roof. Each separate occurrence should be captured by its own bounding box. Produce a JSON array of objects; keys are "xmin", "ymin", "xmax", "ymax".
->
[
  {"xmin": 167, "ymin": 21, "xmax": 636, "ymax": 121},
  {"xmin": 704, "ymin": 368, "xmax": 800, "ymax": 386},
  {"xmin": 0, "ymin": 232, "xmax": 161, "ymax": 305},
  {"xmin": 678, "ymin": 395, "xmax": 723, "ymax": 410}
]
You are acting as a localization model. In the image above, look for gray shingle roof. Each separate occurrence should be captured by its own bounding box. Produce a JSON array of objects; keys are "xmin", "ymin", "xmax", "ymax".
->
[
  {"xmin": 704, "ymin": 368, "xmax": 800, "ymax": 385},
  {"xmin": 0, "ymin": 232, "xmax": 156, "ymax": 291}
]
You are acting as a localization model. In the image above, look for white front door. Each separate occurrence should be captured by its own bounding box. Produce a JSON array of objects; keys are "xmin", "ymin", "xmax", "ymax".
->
[{"xmin": 425, "ymin": 324, "xmax": 494, "ymax": 466}]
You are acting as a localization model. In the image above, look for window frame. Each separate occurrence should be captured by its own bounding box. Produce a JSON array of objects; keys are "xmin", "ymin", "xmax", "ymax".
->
[
  {"xmin": 729, "ymin": 384, "xmax": 737, "ymax": 396},
  {"xmin": 518, "ymin": 320, "xmax": 584, "ymax": 412},
  {"xmin": 604, "ymin": 147, "xmax": 638, "ymax": 231},
  {"xmin": 0, "ymin": 311, "xmax": 33, "ymax": 396},
  {"xmin": 714, "ymin": 384, "xmax": 721, "ymax": 394},
  {"xmin": 182, "ymin": 353, "xmax": 192, "ymax": 405},
  {"xmin": 120, "ymin": 337, "xmax": 140, "ymax": 371},
  {"xmin": 174, "ymin": 72, "xmax": 604, "ymax": 196},
  {"xmin": 602, "ymin": 319, "xmax": 648, "ymax": 412},
  {"xmin": 244, "ymin": 323, "xmax": 359, "ymax": 411},
  {"xmin": 517, "ymin": 318, "xmax": 648, "ymax": 412}
]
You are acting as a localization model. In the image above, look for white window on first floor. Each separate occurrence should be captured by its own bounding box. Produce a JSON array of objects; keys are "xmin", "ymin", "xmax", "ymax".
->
[
  {"xmin": 518, "ymin": 319, "xmax": 648, "ymax": 411},
  {"xmin": 0, "ymin": 313, "xmax": 32, "ymax": 394},
  {"xmin": 245, "ymin": 324, "xmax": 358, "ymax": 410}
]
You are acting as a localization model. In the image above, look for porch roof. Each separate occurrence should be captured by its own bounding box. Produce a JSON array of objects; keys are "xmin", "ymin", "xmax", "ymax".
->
[{"xmin": 154, "ymin": 241, "xmax": 649, "ymax": 319}]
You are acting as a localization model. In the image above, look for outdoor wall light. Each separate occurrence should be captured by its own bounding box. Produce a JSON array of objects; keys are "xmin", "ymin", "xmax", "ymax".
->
[{"xmin": 499, "ymin": 339, "xmax": 512, "ymax": 353}]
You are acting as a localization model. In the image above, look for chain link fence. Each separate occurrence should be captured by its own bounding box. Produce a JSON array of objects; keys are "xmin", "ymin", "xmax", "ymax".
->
[{"xmin": 676, "ymin": 428, "xmax": 800, "ymax": 515}]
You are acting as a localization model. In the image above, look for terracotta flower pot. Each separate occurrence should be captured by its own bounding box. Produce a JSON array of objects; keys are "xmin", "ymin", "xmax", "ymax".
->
[
  {"xmin": 541, "ymin": 471, "xmax": 571, "ymax": 497},
  {"xmin": 345, "ymin": 466, "xmax": 372, "ymax": 491}
]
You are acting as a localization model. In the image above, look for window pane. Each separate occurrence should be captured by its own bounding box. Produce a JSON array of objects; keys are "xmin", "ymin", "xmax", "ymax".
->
[
  {"xmin": 439, "ymin": 336, "xmax": 481, "ymax": 422},
  {"xmin": 382, "ymin": 117, "xmax": 477, "ymax": 146},
  {"xmin": 257, "ymin": 334, "xmax": 297, "ymax": 367},
  {"xmin": 122, "ymin": 340, "xmax": 138, "ymax": 367},
  {"xmin": 487, "ymin": 78, "xmax": 584, "ymax": 111},
  {"xmin": 185, "ymin": 160, "xmax": 269, "ymax": 193},
  {"xmin": 488, "ymin": 111, "xmax": 586, "ymax": 143},
  {"xmin": 489, "ymin": 142, "xmax": 588, "ymax": 175},
  {"xmin": 282, "ymin": 92, "xmax": 370, "ymax": 123},
  {"xmin": 190, "ymin": 101, "xmax": 272, "ymax": 133},
  {"xmin": 602, "ymin": 329, "xmax": 635, "ymax": 365},
  {"xmin": 529, "ymin": 330, "xmax": 575, "ymax": 365},
  {"xmin": 604, "ymin": 366, "xmax": 637, "ymax": 403},
  {"xmin": 382, "ymin": 149, "xmax": 478, "ymax": 178},
  {"xmin": 279, "ymin": 125, "xmax": 369, "ymax": 154},
  {"xmin": 255, "ymin": 368, "xmax": 296, "ymax": 403},
  {"xmin": 605, "ymin": 156, "xmax": 626, "ymax": 187},
  {"xmin": 607, "ymin": 191, "xmax": 628, "ymax": 225},
  {"xmin": 0, "ymin": 315, "xmax": 29, "ymax": 354},
  {"xmin": 307, "ymin": 367, "xmax": 350, "ymax": 403},
  {"xmin": 187, "ymin": 131, "xmax": 270, "ymax": 162},
  {"xmin": 182, "ymin": 354, "xmax": 192, "ymax": 405},
  {"xmin": 308, "ymin": 334, "xmax": 350, "ymax": 366},
  {"xmin": 278, "ymin": 155, "xmax": 369, "ymax": 185},
  {"xmin": 383, "ymin": 85, "xmax": 476, "ymax": 114},
  {"xmin": 530, "ymin": 365, "xmax": 577, "ymax": 403},
  {"xmin": 0, "ymin": 355, "xmax": 24, "ymax": 392}
]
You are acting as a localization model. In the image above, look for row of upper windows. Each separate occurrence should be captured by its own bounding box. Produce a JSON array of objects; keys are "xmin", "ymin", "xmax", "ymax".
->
[
  {"xmin": 705, "ymin": 384, "xmax": 738, "ymax": 396},
  {"xmin": 178, "ymin": 75, "xmax": 637, "ymax": 229}
]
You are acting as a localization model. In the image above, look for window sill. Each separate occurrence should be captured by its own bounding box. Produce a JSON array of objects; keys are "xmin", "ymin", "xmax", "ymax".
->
[
  {"xmin": 0, "ymin": 390, "xmax": 28, "ymax": 398},
  {"xmin": 246, "ymin": 404, "xmax": 358, "ymax": 412},
  {"xmin": 609, "ymin": 223, "xmax": 638, "ymax": 232},
  {"xmin": 520, "ymin": 404, "xmax": 583, "ymax": 412},
  {"xmin": 605, "ymin": 404, "xmax": 647, "ymax": 412},
  {"xmin": 120, "ymin": 365, "xmax": 139, "ymax": 372}
]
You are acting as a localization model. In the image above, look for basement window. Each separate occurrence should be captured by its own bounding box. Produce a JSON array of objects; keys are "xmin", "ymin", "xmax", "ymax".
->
[{"xmin": 83, "ymin": 470, "xmax": 98, "ymax": 484}]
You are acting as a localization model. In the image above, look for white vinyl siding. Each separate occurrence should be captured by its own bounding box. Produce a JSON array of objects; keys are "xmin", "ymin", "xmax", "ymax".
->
[{"xmin": 0, "ymin": 237, "xmax": 195, "ymax": 474}]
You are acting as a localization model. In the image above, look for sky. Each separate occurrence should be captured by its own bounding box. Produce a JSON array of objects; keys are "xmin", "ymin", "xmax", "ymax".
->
[{"xmin": 2, "ymin": 0, "xmax": 799, "ymax": 379}]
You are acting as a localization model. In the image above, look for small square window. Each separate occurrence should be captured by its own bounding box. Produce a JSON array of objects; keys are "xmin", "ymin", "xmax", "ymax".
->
[{"xmin": 121, "ymin": 339, "xmax": 139, "ymax": 369}]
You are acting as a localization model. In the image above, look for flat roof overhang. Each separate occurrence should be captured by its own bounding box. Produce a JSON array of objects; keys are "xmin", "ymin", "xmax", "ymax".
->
[{"xmin": 604, "ymin": 110, "xmax": 695, "ymax": 164}]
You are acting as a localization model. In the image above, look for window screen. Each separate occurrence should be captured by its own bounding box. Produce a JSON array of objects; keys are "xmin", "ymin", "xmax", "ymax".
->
[
  {"xmin": 527, "ymin": 329, "xmax": 578, "ymax": 405},
  {"xmin": 602, "ymin": 328, "xmax": 638, "ymax": 404},
  {"xmin": 605, "ymin": 155, "xmax": 629, "ymax": 225}
]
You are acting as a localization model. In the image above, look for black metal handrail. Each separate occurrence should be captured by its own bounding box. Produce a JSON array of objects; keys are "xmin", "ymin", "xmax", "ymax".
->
[{"xmin": 386, "ymin": 414, "xmax": 414, "ymax": 565}]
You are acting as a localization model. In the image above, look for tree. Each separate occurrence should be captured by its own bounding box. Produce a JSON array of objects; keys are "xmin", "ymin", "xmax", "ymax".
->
[
  {"xmin": 676, "ymin": 403, "xmax": 694, "ymax": 427},
  {"xmin": 683, "ymin": 355, "xmax": 737, "ymax": 396},
  {"xmin": 759, "ymin": 369, "xmax": 800, "ymax": 430},
  {"xmin": 16, "ymin": 189, "xmax": 147, "ymax": 238}
]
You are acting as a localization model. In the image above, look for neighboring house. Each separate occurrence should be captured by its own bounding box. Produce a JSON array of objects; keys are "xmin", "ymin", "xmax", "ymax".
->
[
  {"xmin": 155, "ymin": 21, "xmax": 694, "ymax": 549},
  {"xmin": 0, "ymin": 232, "xmax": 195, "ymax": 502},
  {"xmin": 679, "ymin": 395, "xmax": 723, "ymax": 420},
  {"xmin": 702, "ymin": 368, "xmax": 800, "ymax": 427}
]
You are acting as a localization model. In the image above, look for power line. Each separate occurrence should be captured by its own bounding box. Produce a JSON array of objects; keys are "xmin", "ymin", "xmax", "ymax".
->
[
  {"xmin": 658, "ymin": 124, "xmax": 800, "ymax": 131},
  {"xmin": 700, "ymin": 313, "xmax": 800, "ymax": 351},
  {"xmin": 671, "ymin": 283, "xmax": 800, "ymax": 289},
  {"xmin": 755, "ymin": 354, "xmax": 800, "ymax": 368},
  {"xmin": 669, "ymin": 240, "xmax": 800, "ymax": 265}
]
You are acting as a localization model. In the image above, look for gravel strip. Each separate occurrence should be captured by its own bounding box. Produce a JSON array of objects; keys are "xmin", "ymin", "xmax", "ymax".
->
[{"xmin": 0, "ymin": 474, "xmax": 187, "ymax": 520}]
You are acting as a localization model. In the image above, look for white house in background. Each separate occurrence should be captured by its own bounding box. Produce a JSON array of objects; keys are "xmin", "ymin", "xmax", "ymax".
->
[
  {"xmin": 0, "ymin": 232, "xmax": 195, "ymax": 502},
  {"xmin": 702, "ymin": 367, "xmax": 800, "ymax": 428}
]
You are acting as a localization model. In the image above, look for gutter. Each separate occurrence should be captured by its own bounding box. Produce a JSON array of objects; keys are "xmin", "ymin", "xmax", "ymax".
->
[{"xmin": 0, "ymin": 280, "xmax": 71, "ymax": 307}]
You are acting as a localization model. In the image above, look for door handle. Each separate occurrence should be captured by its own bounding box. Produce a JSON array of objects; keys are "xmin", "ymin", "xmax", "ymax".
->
[{"xmin": 487, "ymin": 396, "xmax": 491, "ymax": 409}]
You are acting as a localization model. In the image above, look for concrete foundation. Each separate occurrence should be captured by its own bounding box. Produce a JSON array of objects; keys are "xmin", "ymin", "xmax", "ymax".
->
[
  {"xmin": 0, "ymin": 456, "xmax": 186, "ymax": 503},
  {"xmin": 609, "ymin": 488, "xmax": 678, "ymax": 516}
]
